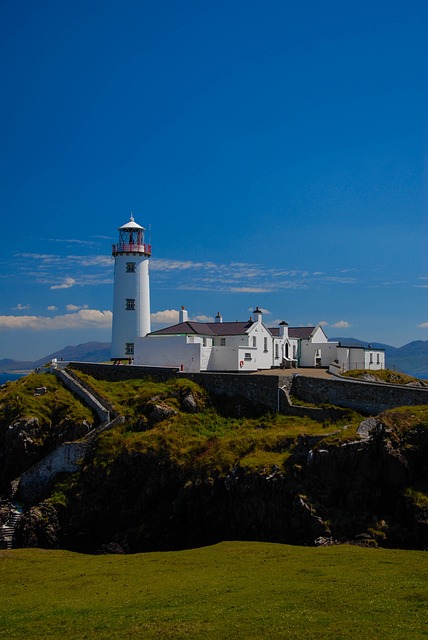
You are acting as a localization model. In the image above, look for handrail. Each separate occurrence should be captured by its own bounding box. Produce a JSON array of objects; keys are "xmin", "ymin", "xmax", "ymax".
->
[{"xmin": 112, "ymin": 243, "xmax": 152, "ymax": 255}]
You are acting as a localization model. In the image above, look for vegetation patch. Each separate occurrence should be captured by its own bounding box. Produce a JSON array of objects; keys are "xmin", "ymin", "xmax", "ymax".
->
[
  {"xmin": 342, "ymin": 369, "xmax": 427, "ymax": 386},
  {"xmin": 404, "ymin": 486, "xmax": 428, "ymax": 510},
  {"xmin": 0, "ymin": 373, "xmax": 93, "ymax": 427}
]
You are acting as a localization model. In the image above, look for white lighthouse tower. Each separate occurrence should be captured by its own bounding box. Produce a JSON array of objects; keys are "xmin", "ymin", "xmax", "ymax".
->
[{"xmin": 111, "ymin": 214, "xmax": 151, "ymax": 360}]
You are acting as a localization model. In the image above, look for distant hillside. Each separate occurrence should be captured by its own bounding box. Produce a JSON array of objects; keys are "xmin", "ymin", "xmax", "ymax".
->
[
  {"xmin": 0, "ymin": 342, "xmax": 111, "ymax": 374},
  {"xmin": 331, "ymin": 338, "xmax": 428, "ymax": 377}
]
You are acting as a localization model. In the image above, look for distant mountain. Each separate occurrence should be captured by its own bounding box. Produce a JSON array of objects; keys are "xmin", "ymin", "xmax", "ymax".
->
[
  {"xmin": 0, "ymin": 342, "xmax": 111, "ymax": 374},
  {"xmin": 331, "ymin": 338, "xmax": 428, "ymax": 377},
  {"xmin": 1, "ymin": 338, "xmax": 427, "ymax": 379},
  {"xmin": 32, "ymin": 342, "xmax": 112, "ymax": 367}
]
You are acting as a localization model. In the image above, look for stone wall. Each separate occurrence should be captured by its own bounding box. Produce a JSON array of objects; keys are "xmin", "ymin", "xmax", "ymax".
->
[
  {"xmin": 69, "ymin": 363, "xmax": 428, "ymax": 416},
  {"xmin": 69, "ymin": 362, "xmax": 280, "ymax": 412},
  {"xmin": 19, "ymin": 442, "xmax": 90, "ymax": 503},
  {"xmin": 291, "ymin": 375, "xmax": 428, "ymax": 415},
  {"xmin": 53, "ymin": 369, "xmax": 111, "ymax": 424}
]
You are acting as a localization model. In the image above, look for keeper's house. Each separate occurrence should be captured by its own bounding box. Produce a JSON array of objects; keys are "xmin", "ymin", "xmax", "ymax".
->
[{"xmin": 133, "ymin": 306, "xmax": 384, "ymax": 373}]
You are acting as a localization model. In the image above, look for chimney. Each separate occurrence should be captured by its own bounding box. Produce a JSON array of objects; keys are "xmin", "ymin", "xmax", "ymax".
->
[
  {"xmin": 253, "ymin": 306, "xmax": 262, "ymax": 324},
  {"xmin": 179, "ymin": 306, "xmax": 188, "ymax": 323},
  {"xmin": 215, "ymin": 312, "xmax": 223, "ymax": 324},
  {"xmin": 279, "ymin": 320, "xmax": 289, "ymax": 338}
]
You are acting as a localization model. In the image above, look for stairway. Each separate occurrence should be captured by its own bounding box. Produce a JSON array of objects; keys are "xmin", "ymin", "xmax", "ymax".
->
[{"xmin": 1, "ymin": 508, "xmax": 21, "ymax": 550}]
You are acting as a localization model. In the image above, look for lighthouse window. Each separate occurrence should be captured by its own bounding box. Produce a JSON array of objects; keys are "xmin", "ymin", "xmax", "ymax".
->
[
  {"xmin": 125, "ymin": 343, "xmax": 134, "ymax": 355},
  {"xmin": 126, "ymin": 262, "xmax": 136, "ymax": 273},
  {"xmin": 126, "ymin": 298, "xmax": 135, "ymax": 311}
]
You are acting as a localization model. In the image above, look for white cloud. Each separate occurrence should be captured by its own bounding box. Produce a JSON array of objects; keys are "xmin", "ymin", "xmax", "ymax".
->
[
  {"xmin": 48, "ymin": 238, "xmax": 96, "ymax": 246},
  {"xmin": 151, "ymin": 259, "xmax": 217, "ymax": 272},
  {"xmin": 150, "ymin": 309, "xmax": 180, "ymax": 324},
  {"xmin": 13, "ymin": 303, "xmax": 30, "ymax": 310},
  {"xmin": 0, "ymin": 309, "xmax": 112, "ymax": 330},
  {"xmin": 230, "ymin": 287, "xmax": 273, "ymax": 293},
  {"xmin": 47, "ymin": 305, "xmax": 57, "ymax": 311},
  {"xmin": 331, "ymin": 320, "xmax": 352, "ymax": 328},
  {"xmin": 50, "ymin": 277, "xmax": 77, "ymax": 290},
  {"xmin": 248, "ymin": 307, "xmax": 270, "ymax": 314},
  {"xmin": 418, "ymin": 322, "xmax": 428, "ymax": 328},
  {"xmin": 66, "ymin": 304, "xmax": 89, "ymax": 311},
  {"xmin": 318, "ymin": 320, "xmax": 329, "ymax": 327}
]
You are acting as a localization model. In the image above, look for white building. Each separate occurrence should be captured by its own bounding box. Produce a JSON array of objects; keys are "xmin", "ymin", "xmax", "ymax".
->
[
  {"xmin": 111, "ymin": 215, "xmax": 151, "ymax": 359},
  {"xmin": 334, "ymin": 344, "xmax": 386, "ymax": 372},
  {"xmin": 133, "ymin": 306, "xmax": 380, "ymax": 373}
]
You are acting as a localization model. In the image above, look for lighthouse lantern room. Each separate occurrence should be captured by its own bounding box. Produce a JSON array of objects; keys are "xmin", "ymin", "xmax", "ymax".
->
[{"xmin": 111, "ymin": 214, "xmax": 151, "ymax": 360}]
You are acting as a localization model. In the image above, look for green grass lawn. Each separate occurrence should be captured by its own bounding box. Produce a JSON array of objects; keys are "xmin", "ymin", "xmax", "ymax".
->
[{"xmin": 1, "ymin": 542, "xmax": 427, "ymax": 640}]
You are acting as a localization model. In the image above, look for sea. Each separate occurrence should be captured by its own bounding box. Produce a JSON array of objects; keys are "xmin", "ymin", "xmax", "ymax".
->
[{"xmin": 0, "ymin": 373, "xmax": 27, "ymax": 385}]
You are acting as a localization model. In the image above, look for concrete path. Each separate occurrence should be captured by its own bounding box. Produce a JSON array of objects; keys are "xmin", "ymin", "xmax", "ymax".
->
[{"xmin": 252, "ymin": 367, "xmax": 333, "ymax": 379}]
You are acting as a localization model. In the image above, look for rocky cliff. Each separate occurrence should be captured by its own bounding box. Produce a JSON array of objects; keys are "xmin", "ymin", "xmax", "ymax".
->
[{"xmin": 1, "ymin": 372, "xmax": 427, "ymax": 553}]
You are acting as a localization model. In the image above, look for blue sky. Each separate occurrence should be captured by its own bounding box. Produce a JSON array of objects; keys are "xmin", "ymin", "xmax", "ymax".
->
[{"xmin": 0, "ymin": 0, "xmax": 427, "ymax": 360}]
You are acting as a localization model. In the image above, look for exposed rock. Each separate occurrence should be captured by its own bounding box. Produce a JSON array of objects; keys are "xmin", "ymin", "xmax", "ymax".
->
[
  {"xmin": 6, "ymin": 418, "xmax": 40, "ymax": 448},
  {"xmin": 181, "ymin": 392, "xmax": 198, "ymax": 413},
  {"xmin": 55, "ymin": 419, "xmax": 92, "ymax": 445},
  {"xmin": 289, "ymin": 496, "xmax": 331, "ymax": 542},
  {"xmin": 145, "ymin": 402, "xmax": 177, "ymax": 425},
  {"xmin": 16, "ymin": 501, "xmax": 62, "ymax": 549},
  {"xmin": 357, "ymin": 417, "xmax": 379, "ymax": 439}
]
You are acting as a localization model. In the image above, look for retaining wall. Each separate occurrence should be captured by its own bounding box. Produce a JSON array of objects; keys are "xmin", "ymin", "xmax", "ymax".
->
[
  {"xmin": 69, "ymin": 363, "xmax": 280, "ymax": 412},
  {"xmin": 53, "ymin": 368, "xmax": 111, "ymax": 424},
  {"xmin": 69, "ymin": 363, "xmax": 428, "ymax": 416},
  {"xmin": 291, "ymin": 375, "xmax": 428, "ymax": 415},
  {"xmin": 19, "ymin": 442, "xmax": 90, "ymax": 503}
]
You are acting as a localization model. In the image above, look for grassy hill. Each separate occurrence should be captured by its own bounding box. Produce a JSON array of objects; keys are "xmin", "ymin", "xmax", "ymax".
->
[{"xmin": 1, "ymin": 542, "xmax": 427, "ymax": 640}]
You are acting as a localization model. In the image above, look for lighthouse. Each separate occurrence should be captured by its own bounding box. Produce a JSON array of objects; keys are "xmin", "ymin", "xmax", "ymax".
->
[{"xmin": 111, "ymin": 214, "xmax": 151, "ymax": 360}]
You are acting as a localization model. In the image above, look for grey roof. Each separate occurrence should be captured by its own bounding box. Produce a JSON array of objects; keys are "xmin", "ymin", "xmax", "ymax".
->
[
  {"xmin": 269, "ymin": 326, "xmax": 318, "ymax": 339},
  {"xmin": 288, "ymin": 327, "xmax": 316, "ymax": 339},
  {"xmin": 149, "ymin": 320, "xmax": 254, "ymax": 337},
  {"xmin": 150, "ymin": 321, "xmax": 329, "ymax": 340}
]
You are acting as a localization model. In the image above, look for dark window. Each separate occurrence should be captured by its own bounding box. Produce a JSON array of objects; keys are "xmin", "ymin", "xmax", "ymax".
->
[
  {"xmin": 126, "ymin": 298, "xmax": 135, "ymax": 310},
  {"xmin": 126, "ymin": 262, "xmax": 136, "ymax": 273},
  {"xmin": 125, "ymin": 343, "xmax": 134, "ymax": 355}
]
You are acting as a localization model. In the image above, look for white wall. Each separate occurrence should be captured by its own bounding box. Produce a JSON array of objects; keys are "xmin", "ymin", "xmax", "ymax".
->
[
  {"xmin": 311, "ymin": 326, "xmax": 329, "ymax": 343},
  {"xmin": 111, "ymin": 254, "xmax": 150, "ymax": 359},
  {"xmin": 364, "ymin": 350, "xmax": 385, "ymax": 370},
  {"xmin": 247, "ymin": 324, "xmax": 273, "ymax": 370},
  {"xmin": 134, "ymin": 335, "xmax": 202, "ymax": 372},
  {"xmin": 299, "ymin": 341, "xmax": 338, "ymax": 367},
  {"xmin": 334, "ymin": 347, "xmax": 385, "ymax": 372}
]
